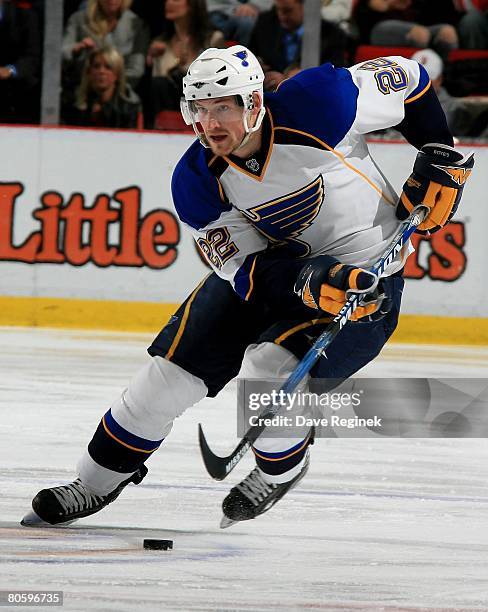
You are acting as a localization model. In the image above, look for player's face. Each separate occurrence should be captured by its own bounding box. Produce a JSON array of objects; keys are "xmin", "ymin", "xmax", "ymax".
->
[{"xmin": 193, "ymin": 97, "xmax": 247, "ymax": 156}]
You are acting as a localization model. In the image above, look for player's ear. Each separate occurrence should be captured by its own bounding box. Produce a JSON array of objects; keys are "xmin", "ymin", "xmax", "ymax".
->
[{"xmin": 251, "ymin": 91, "xmax": 262, "ymax": 117}]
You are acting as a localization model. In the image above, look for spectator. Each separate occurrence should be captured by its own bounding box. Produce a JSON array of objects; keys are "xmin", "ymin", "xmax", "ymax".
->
[
  {"xmin": 354, "ymin": 0, "xmax": 459, "ymax": 59},
  {"xmin": 147, "ymin": 0, "xmax": 224, "ymax": 120},
  {"xmin": 0, "ymin": 0, "xmax": 41, "ymax": 123},
  {"xmin": 454, "ymin": 0, "xmax": 488, "ymax": 49},
  {"xmin": 63, "ymin": 46, "xmax": 142, "ymax": 128},
  {"xmin": 321, "ymin": 0, "xmax": 354, "ymax": 33},
  {"xmin": 414, "ymin": 0, "xmax": 460, "ymax": 28},
  {"xmin": 412, "ymin": 48, "xmax": 488, "ymax": 137},
  {"xmin": 44, "ymin": 0, "xmax": 164, "ymax": 31},
  {"xmin": 207, "ymin": 0, "xmax": 273, "ymax": 46},
  {"xmin": 62, "ymin": 0, "xmax": 150, "ymax": 88},
  {"xmin": 249, "ymin": 0, "xmax": 349, "ymax": 91}
]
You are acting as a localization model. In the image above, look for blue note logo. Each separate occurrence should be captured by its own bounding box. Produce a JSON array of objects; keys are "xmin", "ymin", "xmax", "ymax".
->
[
  {"xmin": 233, "ymin": 50, "xmax": 249, "ymax": 67},
  {"xmin": 242, "ymin": 176, "xmax": 324, "ymax": 257}
]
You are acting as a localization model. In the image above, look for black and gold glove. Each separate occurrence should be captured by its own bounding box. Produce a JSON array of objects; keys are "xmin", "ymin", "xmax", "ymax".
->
[
  {"xmin": 295, "ymin": 257, "xmax": 391, "ymax": 322},
  {"xmin": 397, "ymin": 143, "xmax": 474, "ymax": 234}
]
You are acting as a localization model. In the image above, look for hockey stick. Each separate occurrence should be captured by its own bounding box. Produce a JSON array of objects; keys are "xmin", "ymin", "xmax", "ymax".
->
[{"xmin": 198, "ymin": 206, "xmax": 428, "ymax": 481}]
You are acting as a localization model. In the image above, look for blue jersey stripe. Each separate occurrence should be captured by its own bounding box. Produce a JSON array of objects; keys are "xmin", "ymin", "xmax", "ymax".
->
[{"xmin": 406, "ymin": 63, "xmax": 431, "ymax": 102}]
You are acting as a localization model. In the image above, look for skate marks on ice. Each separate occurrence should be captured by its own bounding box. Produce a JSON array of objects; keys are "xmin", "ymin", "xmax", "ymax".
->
[
  {"xmin": 0, "ymin": 520, "xmax": 244, "ymax": 565},
  {"xmin": 1, "ymin": 519, "xmax": 487, "ymax": 612},
  {"xmin": 2, "ymin": 329, "xmax": 488, "ymax": 610},
  {"xmin": 0, "ymin": 520, "xmax": 488, "ymax": 612}
]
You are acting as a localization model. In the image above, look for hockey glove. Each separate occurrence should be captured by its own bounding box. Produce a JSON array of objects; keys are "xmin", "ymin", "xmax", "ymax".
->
[
  {"xmin": 396, "ymin": 143, "xmax": 474, "ymax": 234},
  {"xmin": 295, "ymin": 256, "xmax": 392, "ymax": 322}
]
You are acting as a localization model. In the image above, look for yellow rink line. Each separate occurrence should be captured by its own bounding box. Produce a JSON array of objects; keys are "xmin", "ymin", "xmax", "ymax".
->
[
  {"xmin": 0, "ymin": 296, "xmax": 178, "ymax": 333},
  {"xmin": 0, "ymin": 295, "xmax": 487, "ymax": 345}
]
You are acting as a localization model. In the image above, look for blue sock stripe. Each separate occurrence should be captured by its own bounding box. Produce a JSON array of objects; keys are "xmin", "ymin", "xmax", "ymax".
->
[
  {"xmin": 253, "ymin": 434, "xmax": 310, "ymax": 460},
  {"xmin": 103, "ymin": 410, "xmax": 164, "ymax": 453},
  {"xmin": 255, "ymin": 443, "xmax": 308, "ymax": 476}
]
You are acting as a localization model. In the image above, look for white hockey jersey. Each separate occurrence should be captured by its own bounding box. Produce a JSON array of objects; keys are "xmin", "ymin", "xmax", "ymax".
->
[{"xmin": 172, "ymin": 56, "xmax": 431, "ymax": 301}]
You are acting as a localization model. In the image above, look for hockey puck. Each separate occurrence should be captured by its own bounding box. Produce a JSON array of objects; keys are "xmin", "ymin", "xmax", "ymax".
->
[{"xmin": 143, "ymin": 539, "xmax": 173, "ymax": 551}]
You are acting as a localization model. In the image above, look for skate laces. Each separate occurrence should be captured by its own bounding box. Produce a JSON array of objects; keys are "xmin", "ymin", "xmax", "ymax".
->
[
  {"xmin": 51, "ymin": 479, "xmax": 105, "ymax": 515},
  {"xmin": 236, "ymin": 468, "xmax": 277, "ymax": 506}
]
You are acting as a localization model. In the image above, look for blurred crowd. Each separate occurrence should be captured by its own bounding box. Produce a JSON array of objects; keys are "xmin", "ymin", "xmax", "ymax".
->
[{"xmin": 0, "ymin": 0, "xmax": 487, "ymax": 138}]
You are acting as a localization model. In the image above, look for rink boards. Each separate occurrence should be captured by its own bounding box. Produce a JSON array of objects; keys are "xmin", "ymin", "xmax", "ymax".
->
[{"xmin": 0, "ymin": 125, "xmax": 486, "ymax": 344}]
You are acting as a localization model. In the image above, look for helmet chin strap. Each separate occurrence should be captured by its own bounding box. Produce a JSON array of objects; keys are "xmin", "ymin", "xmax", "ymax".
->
[
  {"xmin": 232, "ymin": 106, "xmax": 265, "ymax": 155},
  {"xmin": 232, "ymin": 131, "xmax": 252, "ymax": 154}
]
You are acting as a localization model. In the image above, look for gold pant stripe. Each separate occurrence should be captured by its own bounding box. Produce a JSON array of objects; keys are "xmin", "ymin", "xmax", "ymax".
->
[
  {"xmin": 274, "ymin": 317, "xmax": 333, "ymax": 346},
  {"xmin": 166, "ymin": 275, "xmax": 210, "ymax": 361}
]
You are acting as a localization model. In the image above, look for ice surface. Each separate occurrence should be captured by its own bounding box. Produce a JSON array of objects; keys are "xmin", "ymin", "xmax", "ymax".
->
[{"xmin": 1, "ymin": 327, "xmax": 488, "ymax": 611}]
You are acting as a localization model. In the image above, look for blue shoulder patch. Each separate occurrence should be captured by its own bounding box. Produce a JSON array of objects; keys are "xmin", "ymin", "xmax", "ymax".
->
[
  {"xmin": 265, "ymin": 64, "xmax": 359, "ymax": 148},
  {"xmin": 171, "ymin": 140, "xmax": 232, "ymax": 231}
]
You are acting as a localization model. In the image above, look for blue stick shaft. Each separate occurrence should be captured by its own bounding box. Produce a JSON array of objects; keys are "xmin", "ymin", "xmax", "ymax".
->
[
  {"xmin": 198, "ymin": 208, "xmax": 428, "ymax": 479},
  {"xmin": 265, "ymin": 208, "xmax": 425, "ymax": 417}
]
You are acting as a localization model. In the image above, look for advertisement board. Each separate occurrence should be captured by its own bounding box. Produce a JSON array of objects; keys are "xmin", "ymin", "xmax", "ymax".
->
[{"xmin": 1, "ymin": 126, "xmax": 486, "ymax": 341}]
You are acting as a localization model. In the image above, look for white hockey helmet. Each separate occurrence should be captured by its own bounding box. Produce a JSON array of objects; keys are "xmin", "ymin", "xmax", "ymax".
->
[{"xmin": 181, "ymin": 45, "xmax": 266, "ymax": 148}]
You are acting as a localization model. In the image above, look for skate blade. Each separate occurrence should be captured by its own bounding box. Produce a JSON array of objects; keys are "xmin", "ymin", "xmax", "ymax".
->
[
  {"xmin": 219, "ymin": 515, "xmax": 238, "ymax": 529},
  {"xmin": 21, "ymin": 510, "xmax": 77, "ymax": 528}
]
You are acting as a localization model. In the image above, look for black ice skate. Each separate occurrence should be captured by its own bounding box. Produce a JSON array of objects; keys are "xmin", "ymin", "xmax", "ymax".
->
[
  {"xmin": 220, "ymin": 452, "xmax": 310, "ymax": 528},
  {"xmin": 21, "ymin": 465, "xmax": 148, "ymax": 527}
]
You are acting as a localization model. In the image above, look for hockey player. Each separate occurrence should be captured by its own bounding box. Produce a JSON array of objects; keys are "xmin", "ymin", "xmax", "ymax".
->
[{"xmin": 23, "ymin": 46, "xmax": 473, "ymax": 529}]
